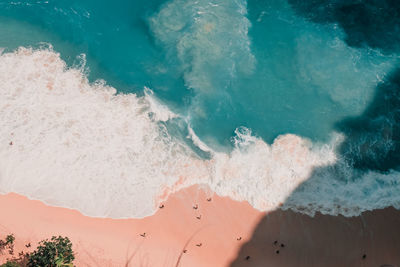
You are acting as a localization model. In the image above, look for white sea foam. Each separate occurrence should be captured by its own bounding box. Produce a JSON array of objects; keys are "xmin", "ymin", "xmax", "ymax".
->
[
  {"xmin": 143, "ymin": 87, "xmax": 178, "ymax": 122},
  {"xmin": 194, "ymin": 128, "xmax": 340, "ymax": 212},
  {"xmin": 0, "ymin": 47, "xmax": 209, "ymax": 218},
  {"xmin": 282, "ymin": 159, "xmax": 400, "ymax": 216},
  {"xmin": 1, "ymin": 47, "xmax": 399, "ymax": 218}
]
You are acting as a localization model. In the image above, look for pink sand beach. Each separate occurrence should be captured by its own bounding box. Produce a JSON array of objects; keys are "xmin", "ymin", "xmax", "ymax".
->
[
  {"xmin": 0, "ymin": 186, "xmax": 263, "ymax": 266},
  {"xmin": 1, "ymin": 186, "xmax": 400, "ymax": 267}
]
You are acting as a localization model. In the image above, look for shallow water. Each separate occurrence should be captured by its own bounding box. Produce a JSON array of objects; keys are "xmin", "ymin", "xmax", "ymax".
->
[{"xmin": 1, "ymin": 0, "xmax": 400, "ymax": 218}]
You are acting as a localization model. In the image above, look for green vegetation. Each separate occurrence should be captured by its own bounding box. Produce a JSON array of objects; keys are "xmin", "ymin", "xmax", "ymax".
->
[
  {"xmin": 0, "ymin": 235, "xmax": 15, "ymax": 256},
  {"xmin": 0, "ymin": 235, "xmax": 74, "ymax": 267},
  {"xmin": 27, "ymin": 236, "xmax": 74, "ymax": 267},
  {"xmin": 1, "ymin": 262, "xmax": 19, "ymax": 267}
]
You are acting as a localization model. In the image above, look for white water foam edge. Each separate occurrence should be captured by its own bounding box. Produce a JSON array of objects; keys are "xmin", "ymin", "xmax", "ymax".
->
[{"xmin": 1, "ymin": 47, "xmax": 400, "ymax": 218}]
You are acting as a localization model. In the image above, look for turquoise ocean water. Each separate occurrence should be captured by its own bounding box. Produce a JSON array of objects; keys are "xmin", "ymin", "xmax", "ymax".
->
[
  {"xmin": 1, "ymin": 0, "xmax": 400, "ymax": 217},
  {"xmin": 1, "ymin": 0, "xmax": 395, "ymax": 147}
]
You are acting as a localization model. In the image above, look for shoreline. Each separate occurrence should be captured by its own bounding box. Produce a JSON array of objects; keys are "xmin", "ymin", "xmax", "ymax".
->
[
  {"xmin": 1, "ymin": 187, "xmax": 400, "ymax": 266},
  {"xmin": 0, "ymin": 186, "xmax": 264, "ymax": 266}
]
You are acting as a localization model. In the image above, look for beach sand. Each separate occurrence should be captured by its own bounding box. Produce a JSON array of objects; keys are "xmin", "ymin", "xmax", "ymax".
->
[
  {"xmin": 1, "ymin": 185, "xmax": 400, "ymax": 267},
  {"xmin": 0, "ymin": 185, "xmax": 263, "ymax": 266},
  {"xmin": 231, "ymin": 207, "xmax": 400, "ymax": 267}
]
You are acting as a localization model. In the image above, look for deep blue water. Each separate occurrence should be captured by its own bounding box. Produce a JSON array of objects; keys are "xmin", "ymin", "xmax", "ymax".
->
[{"xmin": 1, "ymin": 0, "xmax": 400, "ymax": 169}]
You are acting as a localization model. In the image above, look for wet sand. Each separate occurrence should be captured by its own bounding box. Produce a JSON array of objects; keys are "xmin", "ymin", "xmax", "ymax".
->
[{"xmin": 1, "ymin": 186, "xmax": 400, "ymax": 266}]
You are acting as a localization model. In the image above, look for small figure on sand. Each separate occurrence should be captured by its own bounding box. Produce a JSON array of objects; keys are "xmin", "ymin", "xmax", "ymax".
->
[
  {"xmin": 159, "ymin": 204, "xmax": 164, "ymax": 209},
  {"xmin": 245, "ymin": 256, "xmax": 250, "ymax": 260},
  {"xmin": 273, "ymin": 240, "xmax": 278, "ymax": 245},
  {"xmin": 193, "ymin": 204, "xmax": 198, "ymax": 210},
  {"xmin": 237, "ymin": 237, "xmax": 242, "ymax": 241},
  {"xmin": 196, "ymin": 243, "xmax": 202, "ymax": 247},
  {"xmin": 276, "ymin": 250, "xmax": 280, "ymax": 254},
  {"xmin": 362, "ymin": 254, "xmax": 367, "ymax": 259},
  {"xmin": 280, "ymin": 243, "xmax": 285, "ymax": 248},
  {"xmin": 206, "ymin": 198, "xmax": 212, "ymax": 202},
  {"xmin": 196, "ymin": 215, "xmax": 201, "ymax": 220},
  {"xmin": 140, "ymin": 233, "xmax": 146, "ymax": 237},
  {"xmin": 9, "ymin": 141, "xmax": 13, "ymax": 146},
  {"xmin": 183, "ymin": 249, "xmax": 187, "ymax": 253}
]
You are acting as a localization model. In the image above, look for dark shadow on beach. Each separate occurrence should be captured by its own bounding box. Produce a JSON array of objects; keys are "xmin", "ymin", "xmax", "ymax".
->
[
  {"xmin": 230, "ymin": 1, "xmax": 400, "ymax": 266},
  {"xmin": 228, "ymin": 58, "xmax": 400, "ymax": 267},
  {"xmin": 230, "ymin": 207, "xmax": 400, "ymax": 267}
]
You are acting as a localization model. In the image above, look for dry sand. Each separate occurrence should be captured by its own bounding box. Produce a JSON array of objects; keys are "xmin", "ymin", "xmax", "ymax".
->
[
  {"xmin": 0, "ymin": 185, "xmax": 263, "ymax": 266},
  {"xmin": 1, "ymin": 185, "xmax": 400, "ymax": 267}
]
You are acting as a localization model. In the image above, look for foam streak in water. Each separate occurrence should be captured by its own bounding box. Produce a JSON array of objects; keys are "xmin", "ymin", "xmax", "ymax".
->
[{"xmin": 150, "ymin": 0, "xmax": 255, "ymax": 93}]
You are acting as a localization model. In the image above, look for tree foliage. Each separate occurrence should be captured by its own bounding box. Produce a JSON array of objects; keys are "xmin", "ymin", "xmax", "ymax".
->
[
  {"xmin": 27, "ymin": 236, "xmax": 74, "ymax": 267},
  {"xmin": 0, "ymin": 235, "xmax": 15, "ymax": 256}
]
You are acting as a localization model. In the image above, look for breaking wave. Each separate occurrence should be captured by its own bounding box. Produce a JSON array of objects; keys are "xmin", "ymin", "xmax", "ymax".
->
[{"xmin": 1, "ymin": 47, "xmax": 399, "ymax": 218}]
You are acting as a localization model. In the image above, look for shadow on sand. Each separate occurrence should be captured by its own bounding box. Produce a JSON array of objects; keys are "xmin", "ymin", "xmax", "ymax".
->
[
  {"xmin": 230, "ymin": 207, "xmax": 400, "ymax": 267},
  {"xmin": 230, "ymin": 1, "xmax": 400, "ymax": 266}
]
